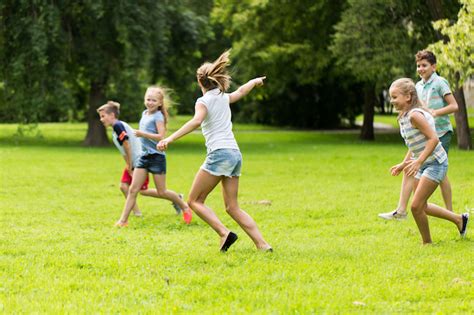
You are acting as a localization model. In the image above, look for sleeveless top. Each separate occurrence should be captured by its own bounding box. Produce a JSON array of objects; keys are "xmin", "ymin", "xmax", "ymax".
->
[{"xmin": 399, "ymin": 108, "xmax": 447, "ymax": 164}]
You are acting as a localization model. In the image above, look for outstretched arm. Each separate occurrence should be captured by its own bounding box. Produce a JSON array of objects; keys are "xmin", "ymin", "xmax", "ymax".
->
[
  {"xmin": 229, "ymin": 76, "xmax": 266, "ymax": 104},
  {"xmin": 157, "ymin": 103, "xmax": 207, "ymax": 151}
]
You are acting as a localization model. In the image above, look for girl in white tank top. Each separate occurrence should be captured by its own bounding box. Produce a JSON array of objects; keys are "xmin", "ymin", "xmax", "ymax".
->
[{"xmin": 157, "ymin": 50, "xmax": 273, "ymax": 252}]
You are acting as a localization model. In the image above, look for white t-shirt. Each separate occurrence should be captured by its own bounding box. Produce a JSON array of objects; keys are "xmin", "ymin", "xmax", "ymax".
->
[
  {"xmin": 112, "ymin": 120, "xmax": 143, "ymax": 168},
  {"xmin": 196, "ymin": 88, "xmax": 239, "ymax": 153}
]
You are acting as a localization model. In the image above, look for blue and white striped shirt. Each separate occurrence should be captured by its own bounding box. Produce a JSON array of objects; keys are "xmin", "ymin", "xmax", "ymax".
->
[{"xmin": 399, "ymin": 108, "xmax": 447, "ymax": 164}]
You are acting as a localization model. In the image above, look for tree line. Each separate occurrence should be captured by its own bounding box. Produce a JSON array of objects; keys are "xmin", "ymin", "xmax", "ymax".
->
[{"xmin": 0, "ymin": 0, "xmax": 471, "ymax": 148}]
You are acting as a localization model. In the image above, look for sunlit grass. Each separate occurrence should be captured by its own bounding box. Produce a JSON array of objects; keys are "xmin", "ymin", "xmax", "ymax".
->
[{"xmin": 1, "ymin": 122, "xmax": 473, "ymax": 313}]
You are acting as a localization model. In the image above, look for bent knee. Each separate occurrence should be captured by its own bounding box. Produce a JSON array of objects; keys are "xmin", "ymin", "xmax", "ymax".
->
[
  {"xmin": 411, "ymin": 202, "xmax": 424, "ymax": 214},
  {"xmin": 155, "ymin": 189, "xmax": 167, "ymax": 198},
  {"xmin": 119, "ymin": 183, "xmax": 129, "ymax": 193},
  {"xmin": 225, "ymin": 204, "xmax": 240, "ymax": 214}
]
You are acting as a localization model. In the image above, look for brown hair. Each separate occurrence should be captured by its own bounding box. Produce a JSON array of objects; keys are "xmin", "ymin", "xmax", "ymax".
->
[
  {"xmin": 144, "ymin": 86, "xmax": 171, "ymax": 125},
  {"xmin": 97, "ymin": 101, "xmax": 120, "ymax": 118},
  {"xmin": 390, "ymin": 78, "xmax": 422, "ymax": 112},
  {"xmin": 415, "ymin": 50, "xmax": 437, "ymax": 65},
  {"xmin": 196, "ymin": 50, "xmax": 231, "ymax": 92}
]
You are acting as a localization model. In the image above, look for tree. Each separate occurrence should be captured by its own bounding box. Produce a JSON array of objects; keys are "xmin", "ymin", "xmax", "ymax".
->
[
  {"xmin": 0, "ymin": 1, "xmax": 73, "ymax": 124},
  {"xmin": 331, "ymin": 0, "xmax": 459, "ymax": 140},
  {"xmin": 427, "ymin": 0, "xmax": 473, "ymax": 149},
  {"xmin": 212, "ymin": 0, "xmax": 362, "ymax": 129},
  {"xmin": 60, "ymin": 1, "xmax": 165, "ymax": 146}
]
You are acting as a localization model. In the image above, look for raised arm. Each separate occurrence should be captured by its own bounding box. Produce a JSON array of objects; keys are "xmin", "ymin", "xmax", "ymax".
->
[
  {"xmin": 228, "ymin": 76, "xmax": 266, "ymax": 104},
  {"xmin": 157, "ymin": 103, "xmax": 208, "ymax": 151}
]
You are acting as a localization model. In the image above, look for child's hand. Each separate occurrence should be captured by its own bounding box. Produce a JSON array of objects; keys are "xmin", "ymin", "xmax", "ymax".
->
[
  {"xmin": 134, "ymin": 130, "xmax": 144, "ymax": 137},
  {"xmin": 157, "ymin": 138, "xmax": 170, "ymax": 151},
  {"xmin": 253, "ymin": 76, "xmax": 266, "ymax": 87},
  {"xmin": 390, "ymin": 163, "xmax": 405, "ymax": 176},
  {"xmin": 404, "ymin": 159, "xmax": 421, "ymax": 177}
]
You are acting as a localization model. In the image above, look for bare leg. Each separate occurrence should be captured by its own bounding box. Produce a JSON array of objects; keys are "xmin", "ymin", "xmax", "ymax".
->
[
  {"xmin": 139, "ymin": 189, "xmax": 160, "ymax": 198},
  {"xmin": 396, "ymin": 173, "xmax": 414, "ymax": 214},
  {"xmin": 187, "ymin": 170, "xmax": 230, "ymax": 243},
  {"xmin": 411, "ymin": 177, "xmax": 462, "ymax": 244},
  {"xmin": 439, "ymin": 175, "xmax": 453, "ymax": 211},
  {"xmin": 152, "ymin": 174, "xmax": 189, "ymax": 210},
  {"xmin": 221, "ymin": 176, "xmax": 271, "ymax": 250},
  {"xmin": 425, "ymin": 203, "xmax": 462, "ymax": 228},
  {"xmin": 120, "ymin": 182, "xmax": 141, "ymax": 214},
  {"xmin": 118, "ymin": 168, "xmax": 148, "ymax": 224}
]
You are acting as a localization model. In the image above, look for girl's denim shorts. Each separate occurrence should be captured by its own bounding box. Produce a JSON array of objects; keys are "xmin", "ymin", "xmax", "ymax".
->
[
  {"xmin": 136, "ymin": 153, "xmax": 166, "ymax": 175},
  {"xmin": 201, "ymin": 148, "xmax": 242, "ymax": 177},
  {"xmin": 415, "ymin": 159, "xmax": 448, "ymax": 184}
]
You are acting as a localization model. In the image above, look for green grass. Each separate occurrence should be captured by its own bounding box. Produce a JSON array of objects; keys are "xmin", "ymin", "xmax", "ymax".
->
[
  {"xmin": 357, "ymin": 108, "xmax": 474, "ymax": 129},
  {"xmin": 1, "ymin": 122, "xmax": 473, "ymax": 313}
]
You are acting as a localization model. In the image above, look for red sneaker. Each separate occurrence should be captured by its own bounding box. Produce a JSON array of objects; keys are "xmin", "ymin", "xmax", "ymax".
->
[{"xmin": 183, "ymin": 209, "xmax": 192, "ymax": 224}]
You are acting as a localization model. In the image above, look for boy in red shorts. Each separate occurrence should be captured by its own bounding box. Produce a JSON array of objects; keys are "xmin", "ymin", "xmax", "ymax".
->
[{"xmin": 98, "ymin": 101, "xmax": 166, "ymax": 217}]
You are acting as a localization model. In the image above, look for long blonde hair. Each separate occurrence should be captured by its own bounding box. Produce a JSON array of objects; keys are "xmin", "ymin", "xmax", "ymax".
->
[
  {"xmin": 390, "ymin": 78, "xmax": 422, "ymax": 115},
  {"xmin": 196, "ymin": 50, "xmax": 231, "ymax": 92},
  {"xmin": 144, "ymin": 86, "xmax": 172, "ymax": 125}
]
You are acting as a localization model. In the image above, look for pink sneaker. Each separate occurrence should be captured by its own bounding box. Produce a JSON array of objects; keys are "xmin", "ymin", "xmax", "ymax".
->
[{"xmin": 183, "ymin": 209, "xmax": 192, "ymax": 225}]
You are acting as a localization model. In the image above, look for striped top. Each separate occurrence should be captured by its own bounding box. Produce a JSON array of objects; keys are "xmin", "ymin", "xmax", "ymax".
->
[
  {"xmin": 415, "ymin": 72, "xmax": 453, "ymax": 137},
  {"xmin": 399, "ymin": 108, "xmax": 447, "ymax": 164}
]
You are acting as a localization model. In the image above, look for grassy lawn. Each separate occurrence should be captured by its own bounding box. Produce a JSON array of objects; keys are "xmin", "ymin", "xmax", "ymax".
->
[
  {"xmin": 1, "ymin": 122, "xmax": 473, "ymax": 313},
  {"xmin": 357, "ymin": 108, "xmax": 474, "ymax": 129}
]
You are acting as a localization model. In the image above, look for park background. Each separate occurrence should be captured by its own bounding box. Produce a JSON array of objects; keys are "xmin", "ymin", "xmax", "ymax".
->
[{"xmin": 1, "ymin": 0, "xmax": 473, "ymax": 313}]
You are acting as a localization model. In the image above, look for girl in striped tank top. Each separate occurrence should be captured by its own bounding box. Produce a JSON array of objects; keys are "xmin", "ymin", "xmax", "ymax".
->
[{"xmin": 388, "ymin": 78, "xmax": 468, "ymax": 244}]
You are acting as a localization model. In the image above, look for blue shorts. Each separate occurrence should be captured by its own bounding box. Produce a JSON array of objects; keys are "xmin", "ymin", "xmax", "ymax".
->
[
  {"xmin": 201, "ymin": 149, "xmax": 242, "ymax": 177},
  {"xmin": 135, "ymin": 154, "xmax": 166, "ymax": 175},
  {"xmin": 415, "ymin": 159, "xmax": 448, "ymax": 184},
  {"xmin": 439, "ymin": 131, "xmax": 452, "ymax": 154}
]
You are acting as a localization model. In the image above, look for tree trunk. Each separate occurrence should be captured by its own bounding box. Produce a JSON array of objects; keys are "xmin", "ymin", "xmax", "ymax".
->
[
  {"xmin": 453, "ymin": 84, "xmax": 472, "ymax": 150},
  {"xmin": 360, "ymin": 83, "xmax": 375, "ymax": 140},
  {"xmin": 83, "ymin": 80, "xmax": 109, "ymax": 146}
]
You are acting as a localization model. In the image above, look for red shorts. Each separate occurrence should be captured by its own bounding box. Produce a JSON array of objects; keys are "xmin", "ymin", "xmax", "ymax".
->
[{"xmin": 121, "ymin": 168, "xmax": 149, "ymax": 190}]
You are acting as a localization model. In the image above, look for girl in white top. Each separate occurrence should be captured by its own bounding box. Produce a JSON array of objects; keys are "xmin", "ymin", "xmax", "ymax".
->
[
  {"xmin": 158, "ymin": 50, "xmax": 272, "ymax": 252},
  {"xmin": 389, "ymin": 78, "xmax": 468, "ymax": 244}
]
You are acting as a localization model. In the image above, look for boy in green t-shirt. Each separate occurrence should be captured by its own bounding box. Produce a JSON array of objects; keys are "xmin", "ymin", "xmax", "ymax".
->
[{"xmin": 379, "ymin": 50, "xmax": 459, "ymax": 220}]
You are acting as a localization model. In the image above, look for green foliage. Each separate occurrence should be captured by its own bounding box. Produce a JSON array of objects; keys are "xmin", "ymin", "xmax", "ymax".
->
[
  {"xmin": 330, "ymin": 0, "xmax": 445, "ymax": 89},
  {"xmin": 1, "ymin": 123, "xmax": 474, "ymax": 312},
  {"xmin": 428, "ymin": 0, "xmax": 474, "ymax": 88},
  {"xmin": 0, "ymin": 1, "xmax": 73, "ymax": 123},
  {"xmin": 0, "ymin": 1, "xmax": 213, "ymax": 124},
  {"xmin": 212, "ymin": 0, "xmax": 362, "ymax": 128}
]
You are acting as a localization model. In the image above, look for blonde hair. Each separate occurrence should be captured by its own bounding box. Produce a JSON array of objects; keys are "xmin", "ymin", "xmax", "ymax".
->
[
  {"xmin": 97, "ymin": 101, "xmax": 121, "ymax": 117},
  {"xmin": 145, "ymin": 86, "xmax": 172, "ymax": 125},
  {"xmin": 196, "ymin": 50, "xmax": 231, "ymax": 92},
  {"xmin": 390, "ymin": 78, "xmax": 422, "ymax": 111}
]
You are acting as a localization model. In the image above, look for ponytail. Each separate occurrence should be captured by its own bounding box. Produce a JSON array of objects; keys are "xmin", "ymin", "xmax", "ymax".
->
[{"xmin": 196, "ymin": 50, "xmax": 232, "ymax": 92}]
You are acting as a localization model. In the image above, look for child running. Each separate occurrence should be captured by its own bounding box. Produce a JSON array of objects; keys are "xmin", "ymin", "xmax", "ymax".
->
[
  {"xmin": 379, "ymin": 50, "xmax": 459, "ymax": 220},
  {"xmin": 98, "ymin": 101, "xmax": 165, "ymax": 217},
  {"xmin": 115, "ymin": 87, "xmax": 192, "ymax": 227},
  {"xmin": 388, "ymin": 78, "xmax": 468, "ymax": 244},
  {"xmin": 157, "ymin": 50, "xmax": 272, "ymax": 252}
]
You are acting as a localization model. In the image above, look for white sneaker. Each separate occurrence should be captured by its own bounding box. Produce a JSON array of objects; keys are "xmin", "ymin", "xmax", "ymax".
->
[{"xmin": 378, "ymin": 210, "xmax": 407, "ymax": 220}]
